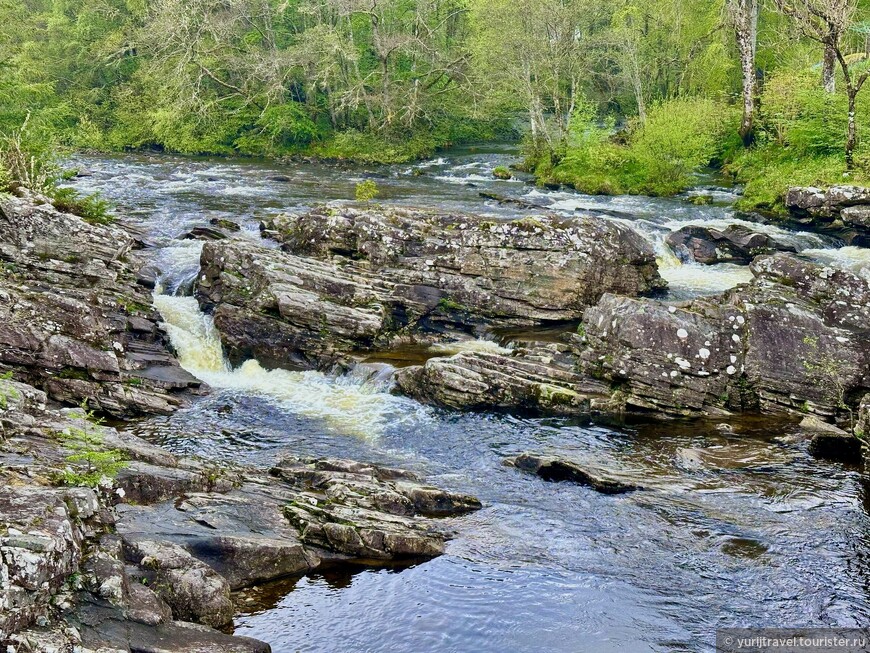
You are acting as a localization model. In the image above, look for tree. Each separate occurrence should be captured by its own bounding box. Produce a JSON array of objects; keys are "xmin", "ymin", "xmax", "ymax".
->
[
  {"xmin": 469, "ymin": 0, "xmax": 591, "ymax": 152},
  {"xmin": 728, "ymin": 0, "xmax": 760, "ymax": 144},
  {"xmin": 775, "ymin": 0, "xmax": 868, "ymax": 167}
]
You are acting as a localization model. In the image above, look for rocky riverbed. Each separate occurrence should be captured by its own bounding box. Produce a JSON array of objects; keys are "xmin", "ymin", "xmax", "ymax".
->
[{"xmin": 4, "ymin": 148, "xmax": 870, "ymax": 652}]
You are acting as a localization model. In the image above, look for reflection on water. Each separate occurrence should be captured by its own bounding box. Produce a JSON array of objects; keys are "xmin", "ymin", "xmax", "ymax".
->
[{"xmin": 70, "ymin": 145, "xmax": 870, "ymax": 653}]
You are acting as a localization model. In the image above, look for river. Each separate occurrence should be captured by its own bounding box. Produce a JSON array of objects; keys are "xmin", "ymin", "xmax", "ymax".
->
[{"xmin": 66, "ymin": 145, "xmax": 870, "ymax": 653}]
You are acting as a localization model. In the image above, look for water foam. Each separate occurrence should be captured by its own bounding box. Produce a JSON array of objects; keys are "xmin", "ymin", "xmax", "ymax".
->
[{"xmin": 153, "ymin": 294, "xmax": 427, "ymax": 438}]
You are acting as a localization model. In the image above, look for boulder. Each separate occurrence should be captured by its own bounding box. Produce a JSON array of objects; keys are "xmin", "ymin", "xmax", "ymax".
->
[
  {"xmin": 123, "ymin": 539, "xmax": 234, "ymax": 629},
  {"xmin": 504, "ymin": 453, "xmax": 640, "ymax": 494},
  {"xmin": 182, "ymin": 226, "xmax": 228, "ymax": 241},
  {"xmin": 197, "ymin": 205, "xmax": 665, "ymax": 369},
  {"xmin": 666, "ymin": 224, "xmax": 797, "ymax": 265},
  {"xmin": 801, "ymin": 416, "xmax": 863, "ymax": 464},
  {"xmin": 785, "ymin": 186, "xmax": 870, "ymax": 245},
  {"xmin": 577, "ymin": 253, "xmax": 870, "ymax": 420}
]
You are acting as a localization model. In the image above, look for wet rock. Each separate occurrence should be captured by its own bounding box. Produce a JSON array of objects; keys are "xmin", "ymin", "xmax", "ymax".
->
[
  {"xmin": 267, "ymin": 174, "xmax": 292, "ymax": 182},
  {"xmin": 77, "ymin": 599, "xmax": 271, "ymax": 653},
  {"xmin": 801, "ymin": 416, "xmax": 863, "ymax": 464},
  {"xmin": 857, "ymin": 394, "xmax": 870, "ymax": 440},
  {"xmin": 504, "ymin": 453, "xmax": 640, "ymax": 494},
  {"xmin": 198, "ymin": 205, "xmax": 664, "ymax": 368},
  {"xmin": 394, "ymin": 344, "xmax": 610, "ymax": 415},
  {"xmin": 271, "ymin": 456, "xmax": 482, "ymax": 518},
  {"xmin": 136, "ymin": 263, "xmax": 161, "ymax": 289},
  {"xmin": 0, "ymin": 195, "xmax": 202, "ymax": 416},
  {"xmin": 667, "ymin": 224, "xmax": 797, "ymax": 265},
  {"xmin": 210, "ymin": 217, "xmax": 242, "ymax": 232},
  {"xmin": 577, "ymin": 253, "xmax": 870, "ymax": 419},
  {"xmin": 182, "ymin": 226, "xmax": 228, "ymax": 241},
  {"xmin": 785, "ymin": 186, "xmax": 870, "ymax": 245}
]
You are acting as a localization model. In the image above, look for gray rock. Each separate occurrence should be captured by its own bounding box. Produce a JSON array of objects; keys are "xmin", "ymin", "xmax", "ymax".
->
[
  {"xmin": 801, "ymin": 416, "xmax": 864, "ymax": 464},
  {"xmin": 785, "ymin": 186, "xmax": 870, "ymax": 244},
  {"xmin": 197, "ymin": 205, "xmax": 665, "ymax": 369},
  {"xmin": 123, "ymin": 538, "xmax": 235, "ymax": 629},
  {"xmin": 667, "ymin": 224, "xmax": 797, "ymax": 265},
  {"xmin": 0, "ymin": 195, "xmax": 203, "ymax": 417},
  {"xmin": 505, "ymin": 453, "xmax": 640, "ymax": 494},
  {"xmin": 394, "ymin": 343, "xmax": 610, "ymax": 414},
  {"xmin": 576, "ymin": 253, "xmax": 870, "ymax": 420}
]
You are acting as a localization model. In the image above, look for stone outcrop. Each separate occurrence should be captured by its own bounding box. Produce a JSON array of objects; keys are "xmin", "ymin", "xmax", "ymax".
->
[
  {"xmin": 0, "ymin": 194, "xmax": 203, "ymax": 417},
  {"xmin": 801, "ymin": 415, "xmax": 863, "ymax": 464},
  {"xmin": 394, "ymin": 342, "xmax": 611, "ymax": 414},
  {"xmin": 576, "ymin": 253, "xmax": 870, "ymax": 422},
  {"xmin": 785, "ymin": 186, "xmax": 870, "ymax": 245},
  {"xmin": 197, "ymin": 205, "xmax": 664, "ymax": 369},
  {"xmin": 504, "ymin": 453, "xmax": 640, "ymax": 494},
  {"xmin": 0, "ymin": 376, "xmax": 481, "ymax": 652},
  {"xmin": 667, "ymin": 224, "xmax": 797, "ymax": 265}
]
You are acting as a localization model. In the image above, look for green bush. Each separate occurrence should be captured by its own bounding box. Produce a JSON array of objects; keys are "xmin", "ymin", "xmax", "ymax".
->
[
  {"xmin": 546, "ymin": 97, "xmax": 739, "ymax": 196},
  {"xmin": 51, "ymin": 187, "xmax": 113, "ymax": 224},
  {"xmin": 758, "ymin": 69, "xmax": 846, "ymax": 156},
  {"xmin": 355, "ymin": 179, "xmax": 379, "ymax": 202},
  {"xmin": 55, "ymin": 402, "xmax": 127, "ymax": 489},
  {"xmin": 727, "ymin": 67, "xmax": 870, "ymax": 214}
]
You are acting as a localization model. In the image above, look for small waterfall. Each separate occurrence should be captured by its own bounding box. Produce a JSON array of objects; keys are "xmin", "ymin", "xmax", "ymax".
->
[{"xmin": 151, "ymin": 248, "xmax": 426, "ymax": 438}]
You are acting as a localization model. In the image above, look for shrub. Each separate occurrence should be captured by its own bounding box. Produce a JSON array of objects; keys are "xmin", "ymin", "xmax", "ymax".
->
[
  {"xmin": 546, "ymin": 97, "xmax": 739, "ymax": 196},
  {"xmin": 758, "ymin": 69, "xmax": 846, "ymax": 156},
  {"xmin": 355, "ymin": 179, "xmax": 379, "ymax": 202},
  {"xmin": 55, "ymin": 402, "xmax": 127, "ymax": 489},
  {"xmin": 0, "ymin": 116, "xmax": 58, "ymax": 195},
  {"xmin": 50, "ymin": 187, "xmax": 113, "ymax": 224},
  {"xmin": 493, "ymin": 166, "xmax": 512, "ymax": 180}
]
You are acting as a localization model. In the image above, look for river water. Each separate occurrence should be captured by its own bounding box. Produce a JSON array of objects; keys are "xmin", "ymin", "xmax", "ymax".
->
[{"xmin": 67, "ymin": 145, "xmax": 870, "ymax": 653}]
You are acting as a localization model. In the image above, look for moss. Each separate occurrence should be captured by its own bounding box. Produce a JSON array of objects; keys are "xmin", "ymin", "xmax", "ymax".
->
[
  {"xmin": 511, "ymin": 217, "xmax": 548, "ymax": 232},
  {"xmin": 493, "ymin": 166, "xmax": 512, "ymax": 180},
  {"xmin": 57, "ymin": 368, "xmax": 91, "ymax": 381},
  {"xmin": 437, "ymin": 297, "xmax": 469, "ymax": 312}
]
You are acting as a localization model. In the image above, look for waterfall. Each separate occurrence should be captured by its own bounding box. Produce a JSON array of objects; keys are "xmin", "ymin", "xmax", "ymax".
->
[{"xmin": 151, "ymin": 247, "xmax": 427, "ymax": 438}]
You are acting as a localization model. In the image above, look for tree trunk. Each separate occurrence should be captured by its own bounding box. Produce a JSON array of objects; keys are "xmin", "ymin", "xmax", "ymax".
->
[
  {"xmin": 846, "ymin": 90, "xmax": 858, "ymax": 169},
  {"xmin": 735, "ymin": 0, "xmax": 759, "ymax": 146},
  {"xmin": 823, "ymin": 42, "xmax": 836, "ymax": 93}
]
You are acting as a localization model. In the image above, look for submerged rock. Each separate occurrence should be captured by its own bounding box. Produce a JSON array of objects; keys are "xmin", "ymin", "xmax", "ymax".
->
[
  {"xmin": 197, "ymin": 205, "xmax": 664, "ymax": 368},
  {"xmin": 667, "ymin": 224, "xmax": 797, "ymax": 265},
  {"xmin": 505, "ymin": 453, "xmax": 640, "ymax": 494},
  {"xmin": 0, "ymin": 195, "xmax": 203, "ymax": 416}
]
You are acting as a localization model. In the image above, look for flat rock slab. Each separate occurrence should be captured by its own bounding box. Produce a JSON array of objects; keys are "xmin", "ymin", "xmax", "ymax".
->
[{"xmin": 505, "ymin": 453, "xmax": 640, "ymax": 494}]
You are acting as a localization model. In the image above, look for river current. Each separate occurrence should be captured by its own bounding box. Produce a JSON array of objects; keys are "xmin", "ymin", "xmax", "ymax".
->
[{"xmin": 67, "ymin": 145, "xmax": 870, "ymax": 653}]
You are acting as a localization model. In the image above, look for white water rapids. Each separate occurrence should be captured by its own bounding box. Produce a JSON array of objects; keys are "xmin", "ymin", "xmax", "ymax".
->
[{"xmin": 152, "ymin": 289, "xmax": 427, "ymax": 438}]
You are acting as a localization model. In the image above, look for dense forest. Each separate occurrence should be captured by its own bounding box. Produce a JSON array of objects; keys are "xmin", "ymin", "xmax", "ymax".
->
[{"xmin": 4, "ymin": 0, "xmax": 870, "ymax": 211}]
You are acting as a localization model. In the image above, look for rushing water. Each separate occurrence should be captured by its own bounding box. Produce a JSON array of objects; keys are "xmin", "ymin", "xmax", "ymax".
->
[{"xmin": 67, "ymin": 145, "xmax": 870, "ymax": 653}]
